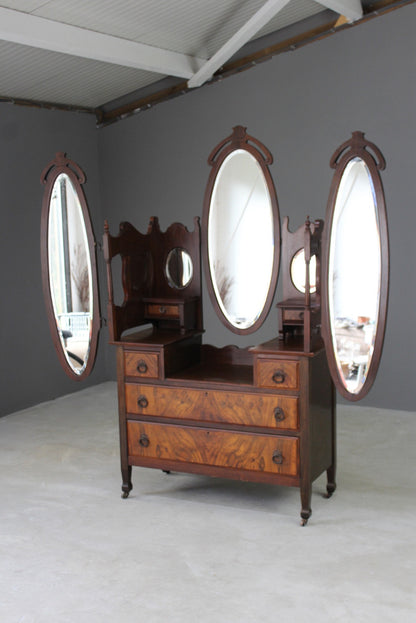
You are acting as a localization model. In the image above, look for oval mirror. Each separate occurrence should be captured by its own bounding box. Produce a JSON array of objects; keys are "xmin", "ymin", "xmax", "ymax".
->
[
  {"xmin": 166, "ymin": 248, "xmax": 193, "ymax": 289},
  {"xmin": 291, "ymin": 250, "xmax": 317, "ymax": 294},
  {"xmin": 202, "ymin": 126, "xmax": 280, "ymax": 334},
  {"xmin": 40, "ymin": 153, "xmax": 100, "ymax": 380},
  {"xmin": 322, "ymin": 132, "xmax": 389, "ymax": 400}
]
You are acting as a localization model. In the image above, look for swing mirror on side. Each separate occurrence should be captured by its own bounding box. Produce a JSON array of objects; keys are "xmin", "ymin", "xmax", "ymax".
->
[
  {"xmin": 322, "ymin": 132, "xmax": 389, "ymax": 400},
  {"xmin": 40, "ymin": 153, "xmax": 100, "ymax": 380}
]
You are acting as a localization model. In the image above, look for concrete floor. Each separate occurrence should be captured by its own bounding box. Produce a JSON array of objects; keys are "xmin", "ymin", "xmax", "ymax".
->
[{"xmin": 0, "ymin": 381, "xmax": 415, "ymax": 622}]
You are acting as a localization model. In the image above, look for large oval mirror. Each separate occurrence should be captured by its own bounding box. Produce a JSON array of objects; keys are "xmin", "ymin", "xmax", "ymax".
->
[
  {"xmin": 40, "ymin": 153, "xmax": 100, "ymax": 380},
  {"xmin": 202, "ymin": 126, "xmax": 280, "ymax": 334},
  {"xmin": 322, "ymin": 132, "xmax": 389, "ymax": 400}
]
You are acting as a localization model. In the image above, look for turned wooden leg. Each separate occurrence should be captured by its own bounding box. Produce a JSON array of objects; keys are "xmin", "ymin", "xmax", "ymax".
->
[
  {"xmin": 121, "ymin": 465, "xmax": 132, "ymax": 498},
  {"xmin": 325, "ymin": 384, "xmax": 337, "ymax": 499},
  {"xmin": 326, "ymin": 465, "xmax": 336, "ymax": 498},
  {"xmin": 300, "ymin": 482, "xmax": 312, "ymax": 526}
]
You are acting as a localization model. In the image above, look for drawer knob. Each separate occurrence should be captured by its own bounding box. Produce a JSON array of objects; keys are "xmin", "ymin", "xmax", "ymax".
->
[
  {"xmin": 137, "ymin": 360, "xmax": 148, "ymax": 374},
  {"xmin": 139, "ymin": 434, "xmax": 150, "ymax": 448},
  {"xmin": 274, "ymin": 407, "xmax": 285, "ymax": 422},
  {"xmin": 272, "ymin": 450, "xmax": 284, "ymax": 465},
  {"xmin": 272, "ymin": 370, "xmax": 286, "ymax": 384},
  {"xmin": 137, "ymin": 395, "xmax": 149, "ymax": 408},
  {"xmin": 159, "ymin": 306, "xmax": 166, "ymax": 314}
]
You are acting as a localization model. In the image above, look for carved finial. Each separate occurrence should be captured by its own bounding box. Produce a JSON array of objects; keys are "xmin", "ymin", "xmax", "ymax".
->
[
  {"xmin": 147, "ymin": 216, "xmax": 160, "ymax": 234},
  {"xmin": 330, "ymin": 131, "xmax": 386, "ymax": 171},
  {"xmin": 40, "ymin": 152, "xmax": 86, "ymax": 184},
  {"xmin": 208, "ymin": 125, "xmax": 273, "ymax": 166},
  {"xmin": 232, "ymin": 125, "xmax": 248, "ymax": 141}
]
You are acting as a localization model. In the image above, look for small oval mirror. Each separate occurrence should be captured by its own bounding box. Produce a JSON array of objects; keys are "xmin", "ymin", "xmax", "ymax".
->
[
  {"xmin": 166, "ymin": 248, "xmax": 193, "ymax": 289},
  {"xmin": 41, "ymin": 153, "xmax": 100, "ymax": 380},
  {"xmin": 291, "ymin": 249, "xmax": 317, "ymax": 294},
  {"xmin": 322, "ymin": 133, "xmax": 389, "ymax": 400},
  {"xmin": 203, "ymin": 127, "xmax": 280, "ymax": 334}
]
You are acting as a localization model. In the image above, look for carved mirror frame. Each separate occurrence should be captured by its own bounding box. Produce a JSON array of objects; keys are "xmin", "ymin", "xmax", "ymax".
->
[
  {"xmin": 202, "ymin": 126, "xmax": 281, "ymax": 334},
  {"xmin": 322, "ymin": 132, "xmax": 389, "ymax": 401},
  {"xmin": 40, "ymin": 153, "xmax": 100, "ymax": 380}
]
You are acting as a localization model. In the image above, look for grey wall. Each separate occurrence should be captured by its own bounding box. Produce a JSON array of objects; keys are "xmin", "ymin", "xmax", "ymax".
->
[
  {"xmin": 98, "ymin": 4, "xmax": 416, "ymax": 411},
  {"xmin": 0, "ymin": 105, "xmax": 108, "ymax": 417}
]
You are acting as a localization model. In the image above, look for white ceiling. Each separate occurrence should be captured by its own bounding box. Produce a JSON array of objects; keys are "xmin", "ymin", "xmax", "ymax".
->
[{"xmin": 0, "ymin": 1, "xmax": 403, "ymax": 119}]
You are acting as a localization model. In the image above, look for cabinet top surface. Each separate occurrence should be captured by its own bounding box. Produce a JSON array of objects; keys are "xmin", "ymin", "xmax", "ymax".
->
[{"xmin": 114, "ymin": 327, "xmax": 202, "ymax": 347}]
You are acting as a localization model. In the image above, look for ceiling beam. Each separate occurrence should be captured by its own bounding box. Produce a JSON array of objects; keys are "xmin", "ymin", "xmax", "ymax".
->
[
  {"xmin": 187, "ymin": 0, "xmax": 292, "ymax": 88},
  {"xmin": 318, "ymin": 1, "xmax": 363, "ymax": 21},
  {"xmin": 0, "ymin": 7, "xmax": 205, "ymax": 79}
]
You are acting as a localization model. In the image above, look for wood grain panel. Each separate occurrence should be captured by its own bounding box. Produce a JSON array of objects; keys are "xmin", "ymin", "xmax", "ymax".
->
[
  {"xmin": 256, "ymin": 359, "xmax": 299, "ymax": 390},
  {"xmin": 127, "ymin": 421, "xmax": 299, "ymax": 476},
  {"xmin": 125, "ymin": 383, "xmax": 299, "ymax": 430},
  {"xmin": 124, "ymin": 351, "xmax": 159, "ymax": 379}
]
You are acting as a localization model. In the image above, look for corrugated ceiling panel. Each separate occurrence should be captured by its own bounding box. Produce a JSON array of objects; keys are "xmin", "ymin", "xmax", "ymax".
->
[
  {"xmin": 0, "ymin": 0, "xmax": 326, "ymax": 57},
  {"xmin": 0, "ymin": 0, "xmax": 338, "ymax": 109},
  {"xmin": 0, "ymin": 40, "xmax": 163, "ymax": 108}
]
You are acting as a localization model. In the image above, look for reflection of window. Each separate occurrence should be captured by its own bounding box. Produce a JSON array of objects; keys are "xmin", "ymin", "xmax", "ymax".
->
[
  {"xmin": 329, "ymin": 157, "xmax": 381, "ymax": 394},
  {"xmin": 48, "ymin": 173, "xmax": 92, "ymax": 371},
  {"xmin": 48, "ymin": 174, "xmax": 91, "ymax": 318}
]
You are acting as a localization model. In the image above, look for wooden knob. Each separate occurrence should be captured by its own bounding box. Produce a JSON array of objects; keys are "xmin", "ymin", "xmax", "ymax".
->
[
  {"xmin": 274, "ymin": 407, "xmax": 285, "ymax": 422},
  {"xmin": 137, "ymin": 360, "xmax": 148, "ymax": 374},
  {"xmin": 139, "ymin": 434, "xmax": 149, "ymax": 448},
  {"xmin": 272, "ymin": 450, "xmax": 283, "ymax": 465},
  {"xmin": 137, "ymin": 395, "xmax": 148, "ymax": 408},
  {"xmin": 272, "ymin": 371, "xmax": 286, "ymax": 384}
]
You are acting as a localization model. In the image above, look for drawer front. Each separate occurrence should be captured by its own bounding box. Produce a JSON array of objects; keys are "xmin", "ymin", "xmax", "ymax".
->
[
  {"xmin": 146, "ymin": 303, "xmax": 179, "ymax": 319},
  {"xmin": 124, "ymin": 351, "xmax": 159, "ymax": 379},
  {"xmin": 128, "ymin": 421, "xmax": 299, "ymax": 477},
  {"xmin": 125, "ymin": 384, "xmax": 299, "ymax": 430},
  {"xmin": 282, "ymin": 309, "xmax": 304, "ymax": 322},
  {"xmin": 256, "ymin": 359, "xmax": 299, "ymax": 390}
]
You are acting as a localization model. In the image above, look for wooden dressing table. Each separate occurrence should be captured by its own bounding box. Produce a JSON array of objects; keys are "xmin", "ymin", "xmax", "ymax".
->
[
  {"xmin": 104, "ymin": 213, "xmax": 335, "ymax": 525},
  {"xmin": 102, "ymin": 127, "xmax": 389, "ymax": 525}
]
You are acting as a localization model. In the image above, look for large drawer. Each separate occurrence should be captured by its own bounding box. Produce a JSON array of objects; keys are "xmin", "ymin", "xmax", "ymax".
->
[
  {"xmin": 124, "ymin": 351, "xmax": 159, "ymax": 379},
  {"xmin": 127, "ymin": 420, "xmax": 299, "ymax": 477},
  {"xmin": 125, "ymin": 383, "xmax": 299, "ymax": 430},
  {"xmin": 255, "ymin": 359, "xmax": 299, "ymax": 390}
]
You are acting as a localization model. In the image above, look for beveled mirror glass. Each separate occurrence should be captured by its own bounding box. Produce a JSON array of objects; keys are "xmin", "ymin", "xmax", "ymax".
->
[
  {"xmin": 322, "ymin": 132, "xmax": 389, "ymax": 400},
  {"xmin": 202, "ymin": 126, "xmax": 280, "ymax": 334},
  {"xmin": 291, "ymin": 250, "xmax": 317, "ymax": 294},
  {"xmin": 41, "ymin": 153, "xmax": 100, "ymax": 380},
  {"xmin": 166, "ymin": 248, "xmax": 193, "ymax": 289}
]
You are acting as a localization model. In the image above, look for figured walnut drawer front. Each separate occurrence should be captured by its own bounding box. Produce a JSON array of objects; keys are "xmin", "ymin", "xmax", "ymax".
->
[
  {"xmin": 124, "ymin": 351, "xmax": 159, "ymax": 379},
  {"xmin": 256, "ymin": 359, "xmax": 299, "ymax": 390},
  {"xmin": 145, "ymin": 303, "xmax": 179, "ymax": 319},
  {"xmin": 128, "ymin": 421, "xmax": 299, "ymax": 477},
  {"xmin": 125, "ymin": 384, "xmax": 298, "ymax": 430}
]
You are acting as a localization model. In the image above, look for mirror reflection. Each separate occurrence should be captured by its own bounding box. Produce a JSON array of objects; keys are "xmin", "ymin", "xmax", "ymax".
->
[
  {"xmin": 208, "ymin": 149, "xmax": 275, "ymax": 330},
  {"xmin": 48, "ymin": 173, "xmax": 93, "ymax": 374},
  {"xmin": 166, "ymin": 248, "xmax": 193, "ymax": 289},
  {"xmin": 291, "ymin": 249, "xmax": 316, "ymax": 294},
  {"xmin": 328, "ymin": 157, "xmax": 381, "ymax": 394}
]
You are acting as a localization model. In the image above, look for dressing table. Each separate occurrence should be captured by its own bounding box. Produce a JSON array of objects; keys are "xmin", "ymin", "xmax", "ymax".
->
[{"xmin": 103, "ymin": 127, "xmax": 388, "ymax": 524}]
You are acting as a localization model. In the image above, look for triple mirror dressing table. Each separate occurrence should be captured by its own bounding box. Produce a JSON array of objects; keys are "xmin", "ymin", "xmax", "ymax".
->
[{"xmin": 103, "ymin": 127, "xmax": 388, "ymax": 524}]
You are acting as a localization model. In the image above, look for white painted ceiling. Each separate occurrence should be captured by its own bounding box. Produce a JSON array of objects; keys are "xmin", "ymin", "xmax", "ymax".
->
[{"xmin": 0, "ymin": 1, "xmax": 395, "ymax": 115}]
